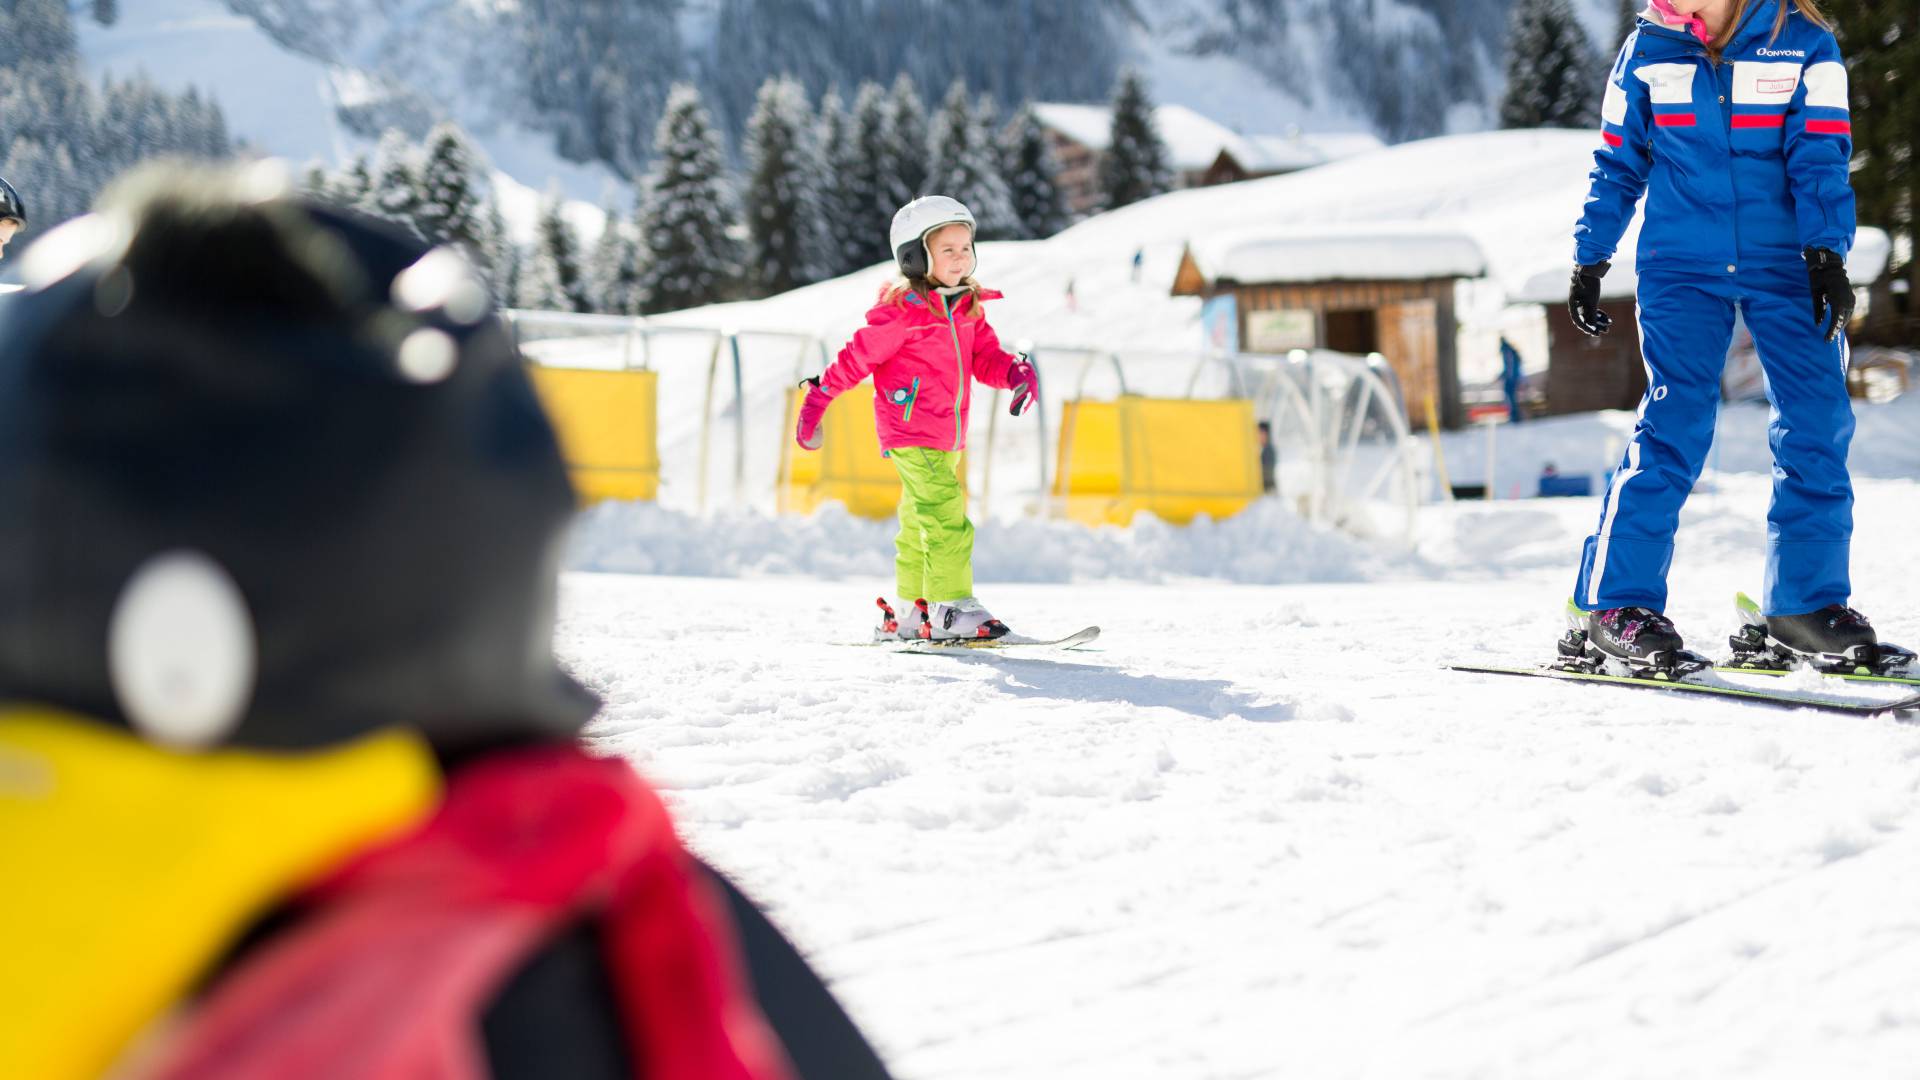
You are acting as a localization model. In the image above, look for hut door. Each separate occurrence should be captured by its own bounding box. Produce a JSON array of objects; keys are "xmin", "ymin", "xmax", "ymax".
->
[{"xmin": 1377, "ymin": 298, "xmax": 1439, "ymax": 430}]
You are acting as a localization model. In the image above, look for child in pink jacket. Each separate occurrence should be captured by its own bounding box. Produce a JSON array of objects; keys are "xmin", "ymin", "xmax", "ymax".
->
[{"xmin": 795, "ymin": 195, "xmax": 1038, "ymax": 641}]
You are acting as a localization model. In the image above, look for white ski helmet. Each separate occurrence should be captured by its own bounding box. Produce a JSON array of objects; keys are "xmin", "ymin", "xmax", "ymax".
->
[{"xmin": 889, "ymin": 195, "xmax": 975, "ymax": 279}]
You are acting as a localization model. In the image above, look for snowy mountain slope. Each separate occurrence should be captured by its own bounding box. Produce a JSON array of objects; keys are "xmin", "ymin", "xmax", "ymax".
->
[
  {"xmin": 74, "ymin": 0, "xmax": 628, "ymax": 220},
  {"xmin": 73, "ymin": 0, "xmax": 1626, "ymax": 206}
]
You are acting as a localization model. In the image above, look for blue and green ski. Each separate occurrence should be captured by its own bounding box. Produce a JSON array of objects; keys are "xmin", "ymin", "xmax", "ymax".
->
[
  {"xmin": 1449, "ymin": 662, "xmax": 1920, "ymax": 715},
  {"xmin": 1451, "ymin": 597, "xmax": 1920, "ymax": 715}
]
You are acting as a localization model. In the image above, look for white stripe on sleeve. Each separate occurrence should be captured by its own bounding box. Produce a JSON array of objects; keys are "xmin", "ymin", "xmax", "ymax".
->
[{"xmin": 1802, "ymin": 61, "xmax": 1848, "ymax": 110}]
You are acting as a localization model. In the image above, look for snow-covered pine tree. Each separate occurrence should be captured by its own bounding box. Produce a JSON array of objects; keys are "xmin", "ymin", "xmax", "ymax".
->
[
  {"xmin": 515, "ymin": 230, "xmax": 570, "ymax": 312},
  {"xmin": 584, "ymin": 201, "xmax": 644, "ymax": 315},
  {"xmin": 174, "ymin": 86, "xmax": 226, "ymax": 160},
  {"xmin": 815, "ymin": 88, "xmax": 864, "ymax": 279},
  {"xmin": 370, "ymin": 128, "xmax": 425, "ymax": 238},
  {"xmin": 1000, "ymin": 105, "xmax": 1068, "ymax": 240},
  {"xmin": 336, "ymin": 154, "xmax": 374, "ymax": 208},
  {"xmin": 885, "ymin": 73, "xmax": 929, "ymax": 201},
  {"xmin": 845, "ymin": 81, "xmax": 897, "ymax": 265},
  {"xmin": 415, "ymin": 121, "xmax": 488, "ymax": 260},
  {"xmin": 1098, "ymin": 69, "xmax": 1170, "ymax": 212},
  {"xmin": 534, "ymin": 189, "xmax": 585, "ymax": 312},
  {"xmin": 740, "ymin": 75, "xmax": 831, "ymax": 298},
  {"xmin": 300, "ymin": 159, "xmax": 331, "ymax": 200},
  {"xmin": 483, "ymin": 195, "xmax": 516, "ymax": 301},
  {"xmin": 1499, "ymin": 0, "xmax": 1602, "ymax": 130},
  {"xmin": 636, "ymin": 83, "xmax": 740, "ymax": 313},
  {"xmin": 924, "ymin": 81, "xmax": 1016, "ymax": 240}
]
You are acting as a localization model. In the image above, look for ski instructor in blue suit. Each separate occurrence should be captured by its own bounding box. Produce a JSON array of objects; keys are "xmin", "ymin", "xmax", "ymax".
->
[{"xmin": 1563, "ymin": 0, "xmax": 1887, "ymax": 670}]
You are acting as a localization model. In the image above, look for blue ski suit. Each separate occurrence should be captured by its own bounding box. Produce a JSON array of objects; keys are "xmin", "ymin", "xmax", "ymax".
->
[{"xmin": 1571, "ymin": 0, "xmax": 1856, "ymax": 617}]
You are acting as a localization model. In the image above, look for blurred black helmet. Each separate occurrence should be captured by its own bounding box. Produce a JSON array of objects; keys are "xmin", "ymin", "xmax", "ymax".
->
[
  {"xmin": 0, "ymin": 162, "xmax": 596, "ymax": 752},
  {"xmin": 0, "ymin": 175, "xmax": 22, "ymax": 226}
]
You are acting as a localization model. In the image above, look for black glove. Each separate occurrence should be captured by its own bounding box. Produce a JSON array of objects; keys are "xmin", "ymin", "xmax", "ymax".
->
[
  {"xmin": 1804, "ymin": 246, "xmax": 1852, "ymax": 343},
  {"xmin": 1568, "ymin": 261, "xmax": 1612, "ymax": 337}
]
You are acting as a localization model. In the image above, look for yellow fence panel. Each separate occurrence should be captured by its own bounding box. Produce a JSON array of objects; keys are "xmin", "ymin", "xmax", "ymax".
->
[
  {"xmin": 779, "ymin": 383, "xmax": 967, "ymax": 520},
  {"xmin": 779, "ymin": 383, "xmax": 901, "ymax": 520},
  {"xmin": 1051, "ymin": 400, "xmax": 1122, "ymax": 524},
  {"xmin": 1052, "ymin": 396, "xmax": 1262, "ymax": 526},
  {"xmin": 526, "ymin": 366, "xmax": 660, "ymax": 504}
]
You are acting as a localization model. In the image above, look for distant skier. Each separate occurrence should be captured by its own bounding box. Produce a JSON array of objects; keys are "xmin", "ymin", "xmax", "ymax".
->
[
  {"xmin": 1498, "ymin": 336, "xmax": 1524, "ymax": 423},
  {"xmin": 794, "ymin": 195, "xmax": 1037, "ymax": 641},
  {"xmin": 1564, "ymin": 0, "xmax": 1882, "ymax": 672},
  {"xmin": 0, "ymin": 175, "xmax": 24, "ymax": 260}
]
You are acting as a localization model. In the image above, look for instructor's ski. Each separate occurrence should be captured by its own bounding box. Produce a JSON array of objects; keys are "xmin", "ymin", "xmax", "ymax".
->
[{"xmin": 1450, "ymin": 663, "xmax": 1920, "ymax": 716}]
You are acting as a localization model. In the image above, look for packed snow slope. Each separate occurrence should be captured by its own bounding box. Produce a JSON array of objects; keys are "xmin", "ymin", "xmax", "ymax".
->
[{"xmin": 559, "ymin": 393, "xmax": 1920, "ymax": 1078}]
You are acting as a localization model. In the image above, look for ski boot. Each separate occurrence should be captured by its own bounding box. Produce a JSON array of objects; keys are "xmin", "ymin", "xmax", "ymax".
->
[
  {"xmin": 874, "ymin": 597, "xmax": 931, "ymax": 642},
  {"xmin": 927, "ymin": 597, "xmax": 1009, "ymax": 641},
  {"xmin": 1726, "ymin": 592, "xmax": 1915, "ymax": 677},
  {"xmin": 1556, "ymin": 598, "xmax": 1708, "ymax": 679}
]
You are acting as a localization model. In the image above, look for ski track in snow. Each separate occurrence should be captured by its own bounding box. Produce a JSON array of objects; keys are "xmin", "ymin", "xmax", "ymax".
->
[{"xmin": 558, "ymin": 464, "xmax": 1920, "ymax": 1080}]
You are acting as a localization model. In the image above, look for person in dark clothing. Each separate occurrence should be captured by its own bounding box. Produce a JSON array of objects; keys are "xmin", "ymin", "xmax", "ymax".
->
[
  {"xmin": 0, "ymin": 161, "xmax": 891, "ymax": 1080},
  {"xmin": 1499, "ymin": 336, "xmax": 1525, "ymax": 423},
  {"xmin": 0, "ymin": 174, "xmax": 25, "ymax": 260},
  {"xmin": 1257, "ymin": 420, "xmax": 1278, "ymax": 494}
]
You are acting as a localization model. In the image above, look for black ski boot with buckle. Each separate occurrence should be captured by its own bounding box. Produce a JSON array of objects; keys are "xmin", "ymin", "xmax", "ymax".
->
[{"xmin": 1726, "ymin": 592, "xmax": 1915, "ymax": 676}]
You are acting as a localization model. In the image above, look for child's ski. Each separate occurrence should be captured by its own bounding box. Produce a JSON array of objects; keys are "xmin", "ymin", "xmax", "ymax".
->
[
  {"xmin": 849, "ymin": 626, "xmax": 1101, "ymax": 651},
  {"xmin": 1450, "ymin": 663, "xmax": 1920, "ymax": 716}
]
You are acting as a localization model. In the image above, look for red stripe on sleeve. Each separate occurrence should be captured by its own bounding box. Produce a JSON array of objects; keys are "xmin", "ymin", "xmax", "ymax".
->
[
  {"xmin": 1602, "ymin": 131, "xmax": 1624, "ymax": 147},
  {"xmin": 1805, "ymin": 119, "xmax": 1851, "ymax": 135}
]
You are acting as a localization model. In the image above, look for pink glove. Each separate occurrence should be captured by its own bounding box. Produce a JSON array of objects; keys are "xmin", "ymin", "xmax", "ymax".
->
[
  {"xmin": 1007, "ymin": 356, "xmax": 1038, "ymax": 417},
  {"xmin": 795, "ymin": 377, "xmax": 832, "ymax": 450}
]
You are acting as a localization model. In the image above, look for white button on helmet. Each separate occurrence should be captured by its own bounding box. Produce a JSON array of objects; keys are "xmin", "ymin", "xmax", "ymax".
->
[{"xmin": 889, "ymin": 195, "xmax": 975, "ymax": 278}]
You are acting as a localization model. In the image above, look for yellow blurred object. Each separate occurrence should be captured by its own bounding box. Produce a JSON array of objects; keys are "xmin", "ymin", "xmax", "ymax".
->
[
  {"xmin": 0, "ymin": 709, "xmax": 441, "ymax": 1080},
  {"xmin": 527, "ymin": 365, "xmax": 661, "ymax": 504},
  {"xmin": 779, "ymin": 383, "xmax": 966, "ymax": 520},
  {"xmin": 1051, "ymin": 396, "xmax": 1263, "ymax": 526}
]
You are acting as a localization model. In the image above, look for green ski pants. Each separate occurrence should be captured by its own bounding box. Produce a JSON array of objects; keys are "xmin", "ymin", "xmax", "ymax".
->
[{"xmin": 890, "ymin": 447, "xmax": 973, "ymax": 603}]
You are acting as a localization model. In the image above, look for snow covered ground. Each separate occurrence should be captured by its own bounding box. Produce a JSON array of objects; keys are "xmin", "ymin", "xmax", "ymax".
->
[{"xmin": 557, "ymin": 393, "xmax": 1920, "ymax": 1079}]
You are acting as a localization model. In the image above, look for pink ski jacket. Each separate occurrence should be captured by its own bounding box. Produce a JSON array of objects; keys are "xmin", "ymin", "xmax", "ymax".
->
[{"xmin": 819, "ymin": 285, "xmax": 1018, "ymax": 453}]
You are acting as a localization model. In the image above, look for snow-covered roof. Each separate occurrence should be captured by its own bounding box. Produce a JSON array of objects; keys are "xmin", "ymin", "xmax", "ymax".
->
[
  {"xmin": 1181, "ymin": 225, "xmax": 1488, "ymax": 285},
  {"xmin": 1030, "ymin": 103, "xmax": 1117, "ymax": 153},
  {"xmin": 1032, "ymin": 102, "xmax": 1371, "ymax": 174}
]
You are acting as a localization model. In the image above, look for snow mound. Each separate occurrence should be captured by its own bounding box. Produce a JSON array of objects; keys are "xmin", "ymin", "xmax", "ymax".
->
[{"xmin": 565, "ymin": 499, "xmax": 1433, "ymax": 586}]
